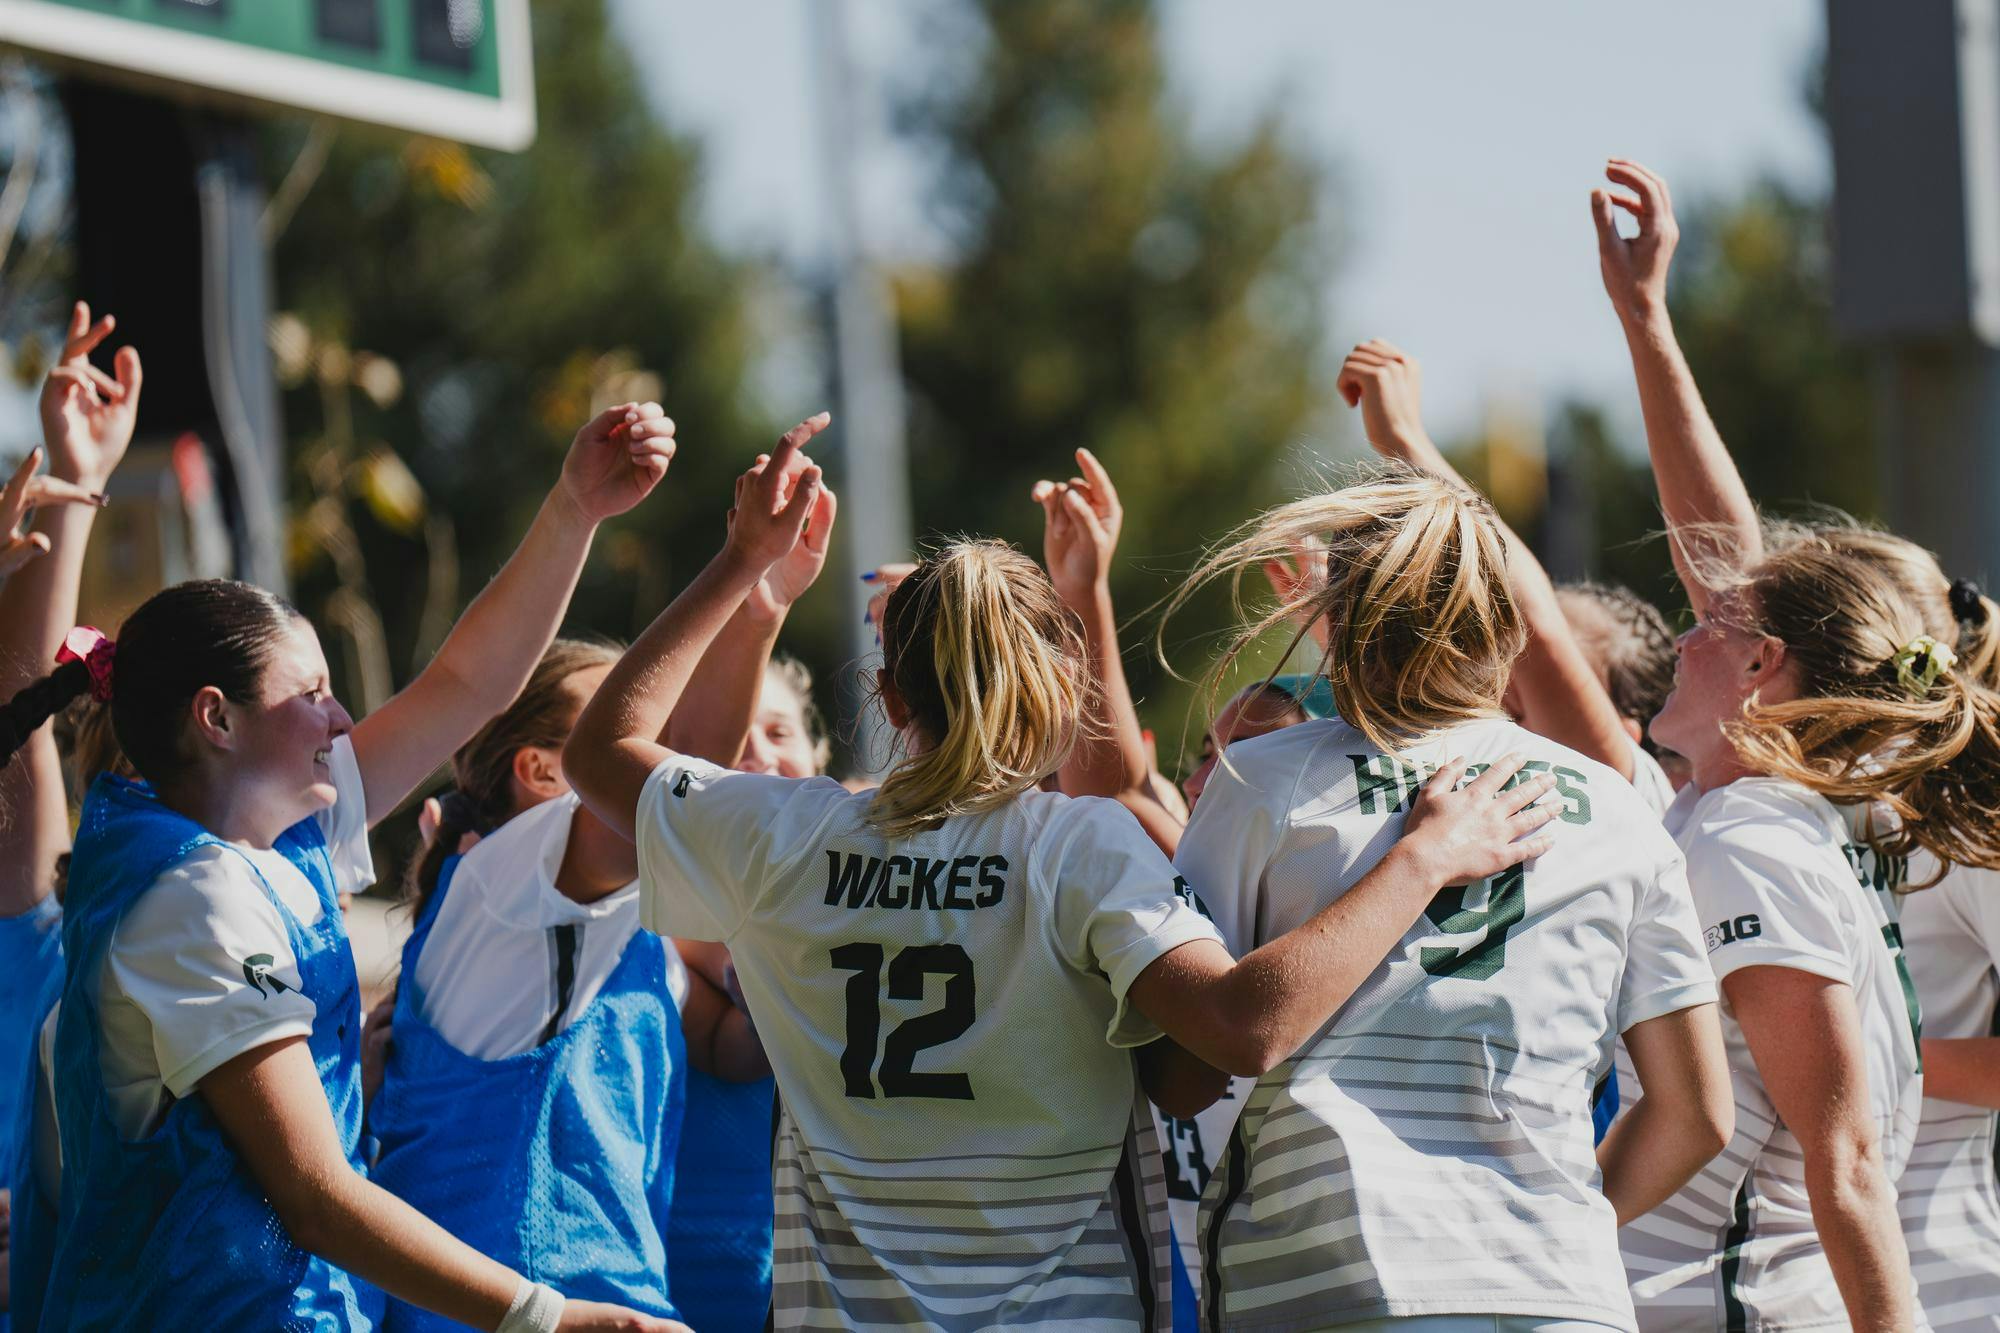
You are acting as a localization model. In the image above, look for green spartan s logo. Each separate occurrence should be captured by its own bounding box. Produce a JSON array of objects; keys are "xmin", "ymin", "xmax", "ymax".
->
[{"xmin": 241, "ymin": 953, "xmax": 293, "ymax": 1000}]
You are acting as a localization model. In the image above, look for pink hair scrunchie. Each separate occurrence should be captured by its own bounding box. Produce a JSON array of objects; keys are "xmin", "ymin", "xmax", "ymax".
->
[{"xmin": 56, "ymin": 626, "xmax": 115, "ymax": 703}]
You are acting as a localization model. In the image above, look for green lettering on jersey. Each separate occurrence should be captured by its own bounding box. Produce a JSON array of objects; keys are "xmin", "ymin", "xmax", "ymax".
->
[{"xmin": 1419, "ymin": 864, "xmax": 1526, "ymax": 980}]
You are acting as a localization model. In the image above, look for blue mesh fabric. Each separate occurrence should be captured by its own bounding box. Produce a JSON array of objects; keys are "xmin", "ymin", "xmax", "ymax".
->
[
  {"xmin": 44, "ymin": 775, "xmax": 377, "ymax": 1331},
  {"xmin": 6, "ymin": 968, "xmax": 61, "ymax": 1333},
  {"xmin": 668, "ymin": 1070, "xmax": 776, "ymax": 1331},
  {"xmin": 370, "ymin": 856, "xmax": 686, "ymax": 1330}
]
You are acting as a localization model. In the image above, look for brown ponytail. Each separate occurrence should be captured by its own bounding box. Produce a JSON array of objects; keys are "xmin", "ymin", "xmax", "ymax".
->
[{"xmin": 403, "ymin": 637, "xmax": 621, "ymax": 919}]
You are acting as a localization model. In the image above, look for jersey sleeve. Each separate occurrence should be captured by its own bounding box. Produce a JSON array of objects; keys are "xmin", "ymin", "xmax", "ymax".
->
[
  {"xmin": 107, "ymin": 848, "xmax": 319, "ymax": 1097},
  {"xmin": 1617, "ymin": 847, "xmax": 1721, "ymax": 1032},
  {"xmin": 635, "ymin": 754, "xmax": 837, "ymax": 943},
  {"xmin": 1172, "ymin": 754, "xmax": 1285, "ymax": 957},
  {"xmin": 312, "ymin": 734, "xmax": 376, "ymax": 896},
  {"xmin": 1042, "ymin": 798, "xmax": 1224, "ymax": 1049},
  {"xmin": 1683, "ymin": 821, "xmax": 1853, "ymax": 985}
]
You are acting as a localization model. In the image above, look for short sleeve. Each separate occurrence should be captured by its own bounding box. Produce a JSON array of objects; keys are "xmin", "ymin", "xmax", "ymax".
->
[
  {"xmin": 313, "ymin": 735, "xmax": 375, "ymax": 896},
  {"xmin": 1617, "ymin": 849, "xmax": 1720, "ymax": 1032},
  {"xmin": 1683, "ymin": 825, "xmax": 1853, "ymax": 985},
  {"xmin": 1173, "ymin": 756, "xmax": 1285, "ymax": 958},
  {"xmin": 1042, "ymin": 798, "xmax": 1225, "ymax": 1049},
  {"xmin": 636, "ymin": 754, "xmax": 835, "ymax": 943},
  {"xmin": 107, "ymin": 848, "xmax": 318, "ymax": 1097}
]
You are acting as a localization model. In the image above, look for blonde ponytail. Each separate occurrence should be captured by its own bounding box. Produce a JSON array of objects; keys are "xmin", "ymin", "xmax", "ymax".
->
[
  {"xmin": 1162, "ymin": 467, "xmax": 1524, "ymax": 755},
  {"xmin": 868, "ymin": 540, "xmax": 1090, "ymax": 837}
]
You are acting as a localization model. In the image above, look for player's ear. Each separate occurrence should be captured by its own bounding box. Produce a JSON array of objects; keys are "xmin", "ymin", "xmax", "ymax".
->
[{"xmin": 878, "ymin": 669, "xmax": 913, "ymax": 732}]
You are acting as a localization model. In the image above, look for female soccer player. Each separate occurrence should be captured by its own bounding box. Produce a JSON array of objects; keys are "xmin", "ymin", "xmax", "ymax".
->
[
  {"xmin": 1595, "ymin": 154, "xmax": 2000, "ymax": 1329},
  {"xmin": 0, "ymin": 402, "xmax": 686, "ymax": 1332},
  {"xmin": 566, "ymin": 415, "xmax": 1564, "ymax": 1331},
  {"xmin": 1170, "ymin": 471, "xmax": 1735, "ymax": 1332},
  {"xmin": 371, "ymin": 635, "xmax": 775, "ymax": 1330}
]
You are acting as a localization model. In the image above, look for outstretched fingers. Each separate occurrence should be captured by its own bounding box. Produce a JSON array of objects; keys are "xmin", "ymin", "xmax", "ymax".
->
[{"xmin": 1, "ymin": 448, "xmax": 41, "ymax": 533}]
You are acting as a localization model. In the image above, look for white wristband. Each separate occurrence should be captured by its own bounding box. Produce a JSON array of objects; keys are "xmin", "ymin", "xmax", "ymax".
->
[{"xmin": 496, "ymin": 1277, "xmax": 566, "ymax": 1333}]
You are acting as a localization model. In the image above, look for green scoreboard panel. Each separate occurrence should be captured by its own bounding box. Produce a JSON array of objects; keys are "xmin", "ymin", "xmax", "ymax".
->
[{"xmin": 0, "ymin": 0, "xmax": 533, "ymax": 149}]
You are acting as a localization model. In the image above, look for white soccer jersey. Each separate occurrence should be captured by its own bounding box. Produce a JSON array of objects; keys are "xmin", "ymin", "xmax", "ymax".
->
[
  {"xmin": 1620, "ymin": 779, "xmax": 1925, "ymax": 1331},
  {"xmin": 636, "ymin": 755, "xmax": 1222, "ymax": 1332},
  {"xmin": 1844, "ymin": 832, "xmax": 2000, "ymax": 1331},
  {"xmin": 1175, "ymin": 715, "xmax": 1714, "ymax": 1331}
]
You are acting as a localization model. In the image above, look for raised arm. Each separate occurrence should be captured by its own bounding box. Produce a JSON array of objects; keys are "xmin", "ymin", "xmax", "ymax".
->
[
  {"xmin": 1338, "ymin": 339, "xmax": 1637, "ymax": 780},
  {"xmin": 566, "ymin": 415, "xmax": 828, "ymax": 841},
  {"xmin": 350, "ymin": 403, "xmax": 677, "ymax": 825},
  {"xmin": 1730, "ymin": 966, "xmax": 1915, "ymax": 1331},
  {"xmin": 0, "ymin": 303, "xmax": 140, "ymax": 917},
  {"xmin": 666, "ymin": 476, "xmax": 836, "ymax": 767},
  {"xmin": 202, "ymin": 1038, "xmax": 683, "ymax": 1331},
  {"xmin": 1593, "ymin": 159, "xmax": 1760, "ymax": 615},
  {"xmin": 1125, "ymin": 755, "xmax": 1558, "ymax": 1082},
  {"xmin": 1036, "ymin": 451, "xmax": 1157, "ymax": 809}
]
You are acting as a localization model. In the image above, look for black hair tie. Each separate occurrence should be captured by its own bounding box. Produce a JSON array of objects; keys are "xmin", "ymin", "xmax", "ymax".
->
[
  {"xmin": 1951, "ymin": 578, "xmax": 1988, "ymax": 625},
  {"xmin": 434, "ymin": 789, "xmax": 488, "ymax": 835}
]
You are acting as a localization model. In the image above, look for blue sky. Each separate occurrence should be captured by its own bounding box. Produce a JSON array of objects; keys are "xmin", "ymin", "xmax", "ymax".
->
[{"xmin": 613, "ymin": 0, "xmax": 1827, "ymax": 448}]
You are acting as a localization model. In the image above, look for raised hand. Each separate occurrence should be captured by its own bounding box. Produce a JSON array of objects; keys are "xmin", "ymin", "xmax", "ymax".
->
[
  {"xmin": 1337, "ymin": 339, "xmax": 1440, "ymax": 466},
  {"xmin": 1032, "ymin": 447, "xmax": 1121, "ymax": 608},
  {"xmin": 1401, "ymin": 753, "xmax": 1560, "ymax": 886},
  {"xmin": 743, "ymin": 478, "xmax": 838, "ymax": 625},
  {"xmin": 1592, "ymin": 158, "xmax": 1679, "ymax": 326},
  {"xmin": 725, "ymin": 413, "xmax": 828, "ymax": 574},
  {"xmin": 861, "ymin": 561, "xmax": 916, "ymax": 643},
  {"xmin": 559, "ymin": 401, "xmax": 677, "ymax": 524},
  {"xmin": 1261, "ymin": 533, "xmax": 1329, "ymax": 652},
  {"xmin": 38, "ymin": 301, "xmax": 143, "ymax": 489},
  {"xmin": 1, "ymin": 447, "xmax": 105, "ymax": 578}
]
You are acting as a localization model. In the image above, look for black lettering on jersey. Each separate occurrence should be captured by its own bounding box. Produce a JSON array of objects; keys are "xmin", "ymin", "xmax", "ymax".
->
[
  {"xmin": 826, "ymin": 851, "xmax": 1010, "ymax": 911},
  {"xmin": 1160, "ymin": 1115, "xmax": 1211, "ymax": 1200},
  {"xmin": 825, "ymin": 851, "xmax": 884, "ymax": 908},
  {"xmin": 909, "ymin": 857, "xmax": 946, "ymax": 909},
  {"xmin": 1703, "ymin": 913, "xmax": 1762, "ymax": 952},
  {"xmin": 671, "ymin": 771, "xmax": 692, "ymax": 798},
  {"xmin": 975, "ymin": 855, "xmax": 1007, "ymax": 907},
  {"xmin": 943, "ymin": 856, "xmax": 977, "ymax": 910},
  {"xmin": 878, "ymin": 856, "xmax": 913, "ymax": 909}
]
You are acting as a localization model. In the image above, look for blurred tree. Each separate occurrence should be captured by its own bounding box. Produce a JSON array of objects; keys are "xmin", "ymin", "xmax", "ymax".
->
[
  {"xmin": 1666, "ymin": 177, "xmax": 1877, "ymax": 524},
  {"xmin": 268, "ymin": 0, "xmax": 774, "ymax": 741},
  {"xmin": 894, "ymin": 0, "xmax": 1339, "ymax": 765}
]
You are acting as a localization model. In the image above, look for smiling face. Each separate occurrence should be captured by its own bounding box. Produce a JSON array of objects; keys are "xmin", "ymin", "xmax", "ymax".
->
[
  {"xmin": 214, "ymin": 616, "xmax": 354, "ymax": 836},
  {"xmin": 739, "ymin": 664, "xmax": 822, "ymax": 778},
  {"xmin": 1649, "ymin": 589, "xmax": 1789, "ymax": 785}
]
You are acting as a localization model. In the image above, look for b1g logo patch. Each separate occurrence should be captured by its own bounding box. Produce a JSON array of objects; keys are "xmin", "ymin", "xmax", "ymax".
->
[{"xmin": 1704, "ymin": 914, "xmax": 1762, "ymax": 953}]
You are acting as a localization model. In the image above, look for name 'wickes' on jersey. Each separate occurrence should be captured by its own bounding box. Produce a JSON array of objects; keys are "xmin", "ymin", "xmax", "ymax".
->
[{"xmin": 823, "ymin": 850, "xmax": 1009, "ymax": 911}]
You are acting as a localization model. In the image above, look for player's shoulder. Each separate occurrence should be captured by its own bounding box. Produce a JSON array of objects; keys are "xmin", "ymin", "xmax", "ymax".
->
[
  {"xmin": 1013, "ymin": 786, "xmax": 1157, "ymax": 851},
  {"xmin": 1680, "ymin": 777, "xmax": 1845, "ymax": 849}
]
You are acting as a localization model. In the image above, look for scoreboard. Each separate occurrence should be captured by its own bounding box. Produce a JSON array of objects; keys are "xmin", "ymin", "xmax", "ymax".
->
[{"xmin": 0, "ymin": 0, "xmax": 533, "ymax": 149}]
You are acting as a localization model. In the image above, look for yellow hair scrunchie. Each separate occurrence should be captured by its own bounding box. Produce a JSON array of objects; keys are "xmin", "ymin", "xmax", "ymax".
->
[{"xmin": 1892, "ymin": 634, "xmax": 1958, "ymax": 698}]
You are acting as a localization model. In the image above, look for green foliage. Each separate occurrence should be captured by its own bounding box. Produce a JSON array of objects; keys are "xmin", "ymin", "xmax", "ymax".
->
[
  {"xmin": 268, "ymin": 0, "xmax": 766, "ymax": 697},
  {"xmin": 894, "ymin": 0, "xmax": 1339, "ymax": 765}
]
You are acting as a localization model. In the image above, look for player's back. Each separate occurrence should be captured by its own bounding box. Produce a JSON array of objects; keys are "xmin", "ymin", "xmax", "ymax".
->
[
  {"xmin": 637, "ymin": 758, "xmax": 1219, "ymax": 1331},
  {"xmin": 1175, "ymin": 715, "xmax": 1711, "ymax": 1331}
]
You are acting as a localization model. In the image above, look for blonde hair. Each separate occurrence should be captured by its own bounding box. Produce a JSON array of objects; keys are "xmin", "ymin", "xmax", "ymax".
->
[
  {"xmin": 1804, "ymin": 524, "xmax": 2000, "ymax": 689},
  {"xmin": 1165, "ymin": 468, "xmax": 1525, "ymax": 754},
  {"xmin": 869, "ymin": 540, "xmax": 1089, "ymax": 837},
  {"xmin": 1718, "ymin": 529, "xmax": 2000, "ymax": 870}
]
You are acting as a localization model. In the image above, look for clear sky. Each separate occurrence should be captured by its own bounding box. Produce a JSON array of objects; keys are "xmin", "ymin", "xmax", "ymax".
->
[{"xmin": 612, "ymin": 0, "xmax": 1827, "ymax": 447}]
